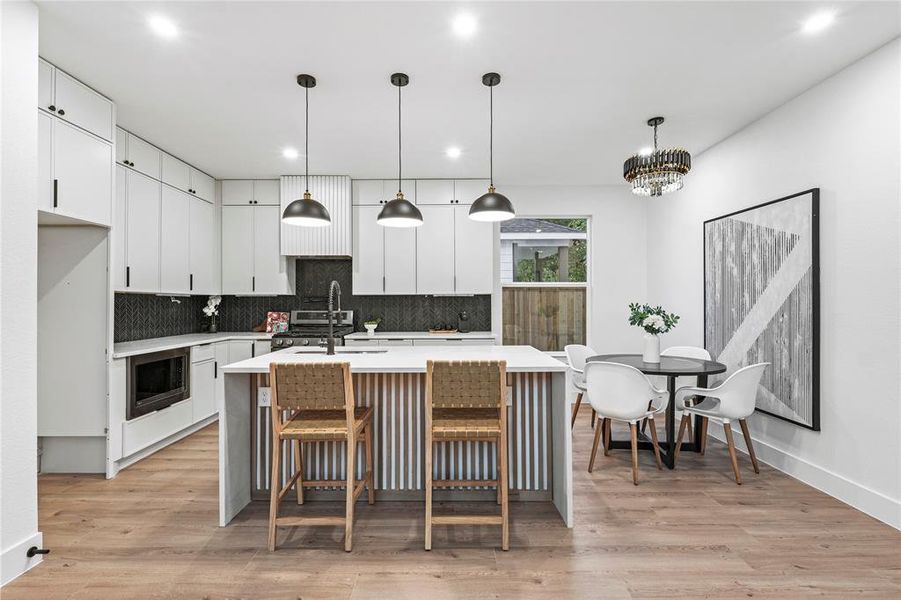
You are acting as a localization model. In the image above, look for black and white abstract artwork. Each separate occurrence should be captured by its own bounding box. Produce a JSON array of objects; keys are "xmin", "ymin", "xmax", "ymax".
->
[{"xmin": 704, "ymin": 189, "xmax": 820, "ymax": 430}]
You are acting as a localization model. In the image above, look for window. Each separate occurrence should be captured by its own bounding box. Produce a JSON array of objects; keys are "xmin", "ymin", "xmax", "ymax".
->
[{"xmin": 501, "ymin": 218, "xmax": 588, "ymax": 351}]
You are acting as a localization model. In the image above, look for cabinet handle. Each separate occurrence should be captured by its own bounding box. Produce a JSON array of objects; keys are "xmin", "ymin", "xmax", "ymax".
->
[
  {"xmin": 214, "ymin": 361, "xmax": 218, "ymax": 379},
  {"xmin": 382, "ymin": 276, "xmax": 385, "ymax": 292},
  {"xmin": 130, "ymin": 161, "xmax": 135, "ymax": 167},
  {"xmin": 52, "ymin": 179, "xmax": 58, "ymax": 208},
  {"xmin": 126, "ymin": 266, "xmax": 130, "ymax": 287},
  {"xmin": 48, "ymin": 104, "xmax": 56, "ymax": 112},
  {"xmin": 58, "ymin": 108, "xmax": 65, "ymax": 116},
  {"xmin": 189, "ymin": 273, "xmax": 193, "ymax": 291},
  {"xmin": 252, "ymin": 276, "xmax": 255, "ymax": 292}
]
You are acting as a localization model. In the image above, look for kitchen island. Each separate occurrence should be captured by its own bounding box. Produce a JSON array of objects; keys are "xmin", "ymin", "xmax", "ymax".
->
[{"xmin": 218, "ymin": 345, "xmax": 572, "ymax": 528}]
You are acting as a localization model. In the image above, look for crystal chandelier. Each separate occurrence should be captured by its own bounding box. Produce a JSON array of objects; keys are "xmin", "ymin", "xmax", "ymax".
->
[{"xmin": 623, "ymin": 117, "xmax": 691, "ymax": 197}]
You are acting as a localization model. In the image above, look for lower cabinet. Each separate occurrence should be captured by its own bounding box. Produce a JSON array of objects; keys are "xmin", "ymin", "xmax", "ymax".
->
[
  {"xmin": 121, "ymin": 399, "xmax": 193, "ymax": 458},
  {"xmin": 191, "ymin": 353, "xmax": 217, "ymax": 422}
]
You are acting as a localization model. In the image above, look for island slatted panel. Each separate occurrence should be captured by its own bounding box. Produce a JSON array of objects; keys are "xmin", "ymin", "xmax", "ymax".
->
[
  {"xmin": 251, "ymin": 372, "xmax": 552, "ymax": 499},
  {"xmin": 502, "ymin": 286, "xmax": 586, "ymax": 351}
]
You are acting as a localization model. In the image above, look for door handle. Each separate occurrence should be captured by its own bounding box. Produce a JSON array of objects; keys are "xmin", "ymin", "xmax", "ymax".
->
[
  {"xmin": 214, "ymin": 361, "xmax": 218, "ymax": 379},
  {"xmin": 126, "ymin": 266, "xmax": 130, "ymax": 287},
  {"xmin": 252, "ymin": 276, "xmax": 255, "ymax": 292},
  {"xmin": 189, "ymin": 273, "xmax": 193, "ymax": 291},
  {"xmin": 53, "ymin": 179, "xmax": 58, "ymax": 208}
]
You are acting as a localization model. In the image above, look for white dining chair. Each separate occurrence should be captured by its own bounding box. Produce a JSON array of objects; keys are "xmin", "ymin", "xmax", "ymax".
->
[
  {"xmin": 584, "ymin": 361, "xmax": 667, "ymax": 485},
  {"xmin": 643, "ymin": 346, "xmax": 713, "ymax": 439},
  {"xmin": 673, "ymin": 363, "xmax": 769, "ymax": 484},
  {"xmin": 564, "ymin": 344, "xmax": 597, "ymax": 429}
]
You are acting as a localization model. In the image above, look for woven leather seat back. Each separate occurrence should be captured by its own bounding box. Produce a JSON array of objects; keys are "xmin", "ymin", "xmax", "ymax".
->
[
  {"xmin": 429, "ymin": 360, "xmax": 504, "ymax": 409},
  {"xmin": 273, "ymin": 363, "xmax": 348, "ymax": 410}
]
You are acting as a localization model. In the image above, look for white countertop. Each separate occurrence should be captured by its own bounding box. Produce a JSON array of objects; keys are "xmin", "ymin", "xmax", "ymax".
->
[
  {"xmin": 344, "ymin": 330, "xmax": 496, "ymax": 340},
  {"xmin": 221, "ymin": 344, "xmax": 567, "ymax": 374},
  {"xmin": 112, "ymin": 332, "xmax": 272, "ymax": 359}
]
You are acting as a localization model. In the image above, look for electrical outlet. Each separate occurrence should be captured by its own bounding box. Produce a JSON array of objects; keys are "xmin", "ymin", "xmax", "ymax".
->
[{"xmin": 257, "ymin": 386, "xmax": 271, "ymax": 407}]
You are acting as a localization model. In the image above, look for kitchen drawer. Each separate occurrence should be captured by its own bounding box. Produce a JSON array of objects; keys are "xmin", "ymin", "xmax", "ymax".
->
[
  {"xmin": 376, "ymin": 339, "xmax": 414, "ymax": 347},
  {"xmin": 191, "ymin": 343, "xmax": 215, "ymax": 363},
  {"xmin": 121, "ymin": 398, "xmax": 193, "ymax": 457}
]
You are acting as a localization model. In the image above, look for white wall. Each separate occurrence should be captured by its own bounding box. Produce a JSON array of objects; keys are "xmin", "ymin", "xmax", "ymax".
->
[
  {"xmin": 646, "ymin": 39, "xmax": 901, "ymax": 528},
  {"xmin": 0, "ymin": 0, "xmax": 43, "ymax": 585},
  {"xmin": 493, "ymin": 185, "xmax": 647, "ymax": 353}
]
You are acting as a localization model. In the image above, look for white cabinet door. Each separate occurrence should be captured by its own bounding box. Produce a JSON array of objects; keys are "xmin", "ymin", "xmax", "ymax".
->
[
  {"xmin": 53, "ymin": 70, "xmax": 113, "ymax": 142},
  {"xmin": 127, "ymin": 133, "xmax": 162, "ymax": 180},
  {"xmin": 160, "ymin": 186, "xmax": 191, "ymax": 293},
  {"xmin": 454, "ymin": 179, "xmax": 491, "ymax": 205},
  {"xmin": 252, "ymin": 205, "xmax": 293, "ymax": 294},
  {"xmin": 112, "ymin": 166, "xmax": 128, "ymax": 290},
  {"xmin": 189, "ymin": 196, "xmax": 217, "ymax": 294},
  {"xmin": 213, "ymin": 342, "xmax": 229, "ymax": 410},
  {"xmin": 191, "ymin": 169, "xmax": 215, "ymax": 203},
  {"xmin": 115, "ymin": 127, "xmax": 127, "ymax": 165},
  {"xmin": 53, "ymin": 120, "xmax": 112, "ymax": 226},
  {"xmin": 39, "ymin": 59, "xmax": 54, "ymax": 112},
  {"xmin": 384, "ymin": 226, "xmax": 416, "ymax": 294},
  {"xmin": 191, "ymin": 360, "xmax": 217, "ymax": 422},
  {"xmin": 352, "ymin": 179, "xmax": 386, "ymax": 206},
  {"xmin": 416, "ymin": 205, "xmax": 456, "ymax": 294},
  {"xmin": 161, "ymin": 153, "xmax": 191, "ymax": 192},
  {"xmin": 125, "ymin": 171, "xmax": 161, "ymax": 292},
  {"xmin": 352, "ymin": 206, "xmax": 385, "ymax": 294},
  {"xmin": 416, "ymin": 179, "xmax": 454, "ymax": 205},
  {"xmin": 37, "ymin": 112, "xmax": 54, "ymax": 212},
  {"xmin": 454, "ymin": 205, "xmax": 494, "ymax": 294},
  {"xmin": 221, "ymin": 206, "xmax": 255, "ymax": 294},
  {"xmin": 222, "ymin": 180, "xmax": 253, "ymax": 205},
  {"xmin": 227, "ymin": 340, "xmax": 253, "ymax": 363},
  {"xmin": 254, "ymin": 179, "xmax": 280, "ymax": 205},
  {"xmin": 253, "ymin": 340, "xmax": 271, "ymax": 358}
]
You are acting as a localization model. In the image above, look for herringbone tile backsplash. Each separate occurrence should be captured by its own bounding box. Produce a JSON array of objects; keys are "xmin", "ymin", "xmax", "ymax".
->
[{"xmin": 115, "ymin": 259, "xmax": 491, "ymax": 342}]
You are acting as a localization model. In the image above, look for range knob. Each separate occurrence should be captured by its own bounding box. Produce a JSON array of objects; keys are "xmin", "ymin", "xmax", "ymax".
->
[{"xmin": 301, "ymin": 339, "xmax": 310, "ymax": 346}]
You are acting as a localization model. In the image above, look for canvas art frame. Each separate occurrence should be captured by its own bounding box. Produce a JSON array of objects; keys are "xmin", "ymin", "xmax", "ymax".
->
[{"xmin": 703, "ymin": 188, "xmax": 820, "ymax": 430}]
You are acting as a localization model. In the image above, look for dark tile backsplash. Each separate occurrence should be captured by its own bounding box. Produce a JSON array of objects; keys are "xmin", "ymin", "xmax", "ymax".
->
[{"xmin": 115, "ymin": 258, "xmax": 491, "ymax": 342}]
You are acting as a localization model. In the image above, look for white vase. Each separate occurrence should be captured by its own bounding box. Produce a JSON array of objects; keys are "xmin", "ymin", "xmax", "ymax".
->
[
  {"xmin": 642, "ymin": 333, "xmax": 660, "ymax": 363},
  {"xmin": 365, "ymin": 324, "xmax": 377, "ymax": 337}
]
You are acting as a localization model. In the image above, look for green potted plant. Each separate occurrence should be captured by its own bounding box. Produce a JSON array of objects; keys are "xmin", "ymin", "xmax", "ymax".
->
[
  {"xmin": 628, "ymin": 302, "xmax": 680, "ymax": 363},
  {"xmin": 364, "ymin": 317, "xmax": 381, "ymax": 337}
]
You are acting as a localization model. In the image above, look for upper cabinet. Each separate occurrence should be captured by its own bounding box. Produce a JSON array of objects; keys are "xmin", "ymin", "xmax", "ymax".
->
[
  {"xmin": 222, "ymin": 205, "xmax": 295, "ymax": 295},
  {"xmin": 415, "ymin": 179, "xmax": 489, "ymax": 205},
  {"xmin": 39, "ymin": 59, "xmax": 113, "ymax": 142},
  {"xmin": 161, "ymin": 153, "xmax": 213, "ymax": 203},
  {"xmin": 116, "ymin": 128, "xmax": 161, "ymax": 180},
  {"xmin": 352, "ymin": 179, "xmax": 416, "ymax": 206},
  {"xmin": 222, "ymin": 179, "xmax": 280, "ymax": 205}
]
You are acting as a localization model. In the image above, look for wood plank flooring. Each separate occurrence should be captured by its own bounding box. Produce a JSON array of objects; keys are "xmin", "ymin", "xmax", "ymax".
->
[{"xmin": 5, "ymin": 416, "xmax": 900, "ymax": 599}]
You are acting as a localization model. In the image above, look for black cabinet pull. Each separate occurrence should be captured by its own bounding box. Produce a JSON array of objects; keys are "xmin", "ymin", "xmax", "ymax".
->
[
  {"xmin": 252, "ymin": 276, "xmax": 255, "ymax": 292},
  {"xmin": 130, "ymin": 161, "xmax": 135, "ymax": 167},
  {"xmin": 52, "ymin": 179, "xmax": 58, "ymax": 208},
  {"xmin": 214, "ymin": 361, "xmax": 218, "ymax": 379},
  {"xmin": 58, "ymin": 108, "xmax": 65, "ymax": 116},
  {"xmin": 189, "ymin": 273, "xmax": 193, "ymax": 290},
  {"xmin": 48, "ymin": 104, "xmax": 56, "ymax": 112},
  {"xmin": 126, "ymin": 266, "xmax": 130, "ymax": 287}
]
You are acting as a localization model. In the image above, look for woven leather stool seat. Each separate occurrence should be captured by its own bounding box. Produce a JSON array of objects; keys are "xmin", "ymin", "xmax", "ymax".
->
[
  {"xmin": 432, "ymin": 408, "xmax": 501, "ymax": 440},
  {"xmin": 282, "ymin": 407, "xmax": 373, "ymax": 441}
]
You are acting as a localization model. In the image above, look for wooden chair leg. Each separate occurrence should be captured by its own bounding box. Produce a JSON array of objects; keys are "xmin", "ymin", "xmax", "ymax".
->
[
  {"xmin": 571, "ymin": 392, "xmax": 583, "ymax": 429},
  {"xmin": 588, "ymin": 417, "xmax": 603, "ymax": 473},
  {"xmin": 425, "ymin": 440, "xmax": 433, "ymax": 551},
  {"xmin": 739, "ymin": 419, "xmax": 760, "ymax": 474},
  {"xmin": 590, "ymin": 408, "xmax": 596, "ymax": 428},
  {"xmin": 603, "ymin": 418, "xmax": 611, "ymax": 456},
  {"xmin": 294, "ymin": 440, "xmax": 304, "ymax": 505},
  {"xmin": 629, "ymin": 423, "xmax": 639, "ymax": 486},
  {"xmin": 344, "ymin": 435, "xmax": 356, "ymax": 552},
  {"xmin": 267, "ymin": 435, "xmax": 281, "ymax": 552},
  {"xmin": 699, "ymin": 417, "xmax": 709, "ymax": 455},
  {"xmin": 685, "ymin": 414, "xmax": 693, "ymax": 441},
  {"xmin": 673, "ymin": 414, "xmax": 689, "ymax": 466},
  {"xmin": 723, "ymin": 422, "xmax": 742, "ymax": 485},
  {"xmin": 499, "ymin": 433, "xmax": 509, "ymax": 551},
  {"xmin": 364, "ymin": 423, "xmax": 375, "ymax": 504},
  {"xmin": 640, "ymin": 400, "xmax": 653, "ymax": 434},
  {"xmin": 648, "ymin": 417, "xmax": 663, "ymax": 470}
]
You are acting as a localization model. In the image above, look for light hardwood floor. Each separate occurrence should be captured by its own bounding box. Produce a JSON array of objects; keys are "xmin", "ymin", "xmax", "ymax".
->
[{"xmin": 6, "ymin": 417, "xmax": 900, "ymax": 599}]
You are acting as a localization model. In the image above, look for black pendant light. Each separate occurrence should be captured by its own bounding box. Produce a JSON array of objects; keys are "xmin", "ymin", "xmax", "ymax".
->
[
  {"xmin": 282, "ymin": 74, "xmax": 331, "ymax": 227},
  {"xmin": 469, "ymin": 72, "xmax": 515, "ymax": 222},
  {"xmin": 378, "ymin": 73, "xmax": 423, "ymax": 228}
]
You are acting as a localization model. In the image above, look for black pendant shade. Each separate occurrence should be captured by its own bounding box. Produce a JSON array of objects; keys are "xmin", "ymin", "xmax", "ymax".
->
[
  {"xmin": 283, "ymin": 73, "xmax": 331, "ymax": 227},
  {"xmin": 378, "ymin": 73, "xmax": 423, "ymax": 228},
  {"xmin": 469, "ymin": 72, "xmax": 514, "ymax": 222}
]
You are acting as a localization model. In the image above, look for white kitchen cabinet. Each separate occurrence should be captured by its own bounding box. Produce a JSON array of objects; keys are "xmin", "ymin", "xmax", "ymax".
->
[
  {"xmin": 453, "ymin": 179, "xmax": 490, "ymax": 205},
  {"xmin": 453, "ymin": 205, "xmax": 494, "ymax": 294},
  {"xmin": 50, "ymin": 118, "xmax": 113, "ymax": 226},
  {"xmin": 112, "ymin": 168, "xmax": 128, "ymax": 290},
  {"xmin": 214, "ymin": 341, "xmax": 229, "ymax": 410},
  {"xmin": 416, "ymin": 179, "xmax": 455, "ymax": 205},
  {"xmin": 39, "ymin": 60, "xmax": 113, "ymax": 142},
  {"xmin": 352, "ymin": 179, "xmax": 415, "ymax": 206},
  {"xmin": 161, "ymin": 153, "xmax": 191, "ymax": 192},
  {"xmin": 222, "ymin": 205, "xmax": 293, "ymax": 295},
  {"xmin": 228, "ymin": 340, "xmax": 254, "ymax": 363},
  {"xmin": 160, "ymin": 186, "xmax": 191, "ymax": 294},
  {"xmin": 191, "ymin": 357, "xmax": 217, "ymax": 422},
  {"xmin": 116, "ymin": 128, "xmax": 161, "ymax": 180},
  {"xmin": 416, "ymin": 205, "xmax": 456, "ymax": 294},
  {"xmin": 189, "ymin": 197, "xmax": 218, "ymax": 294},
  {"xmin": 384, "ymin": 226, "xmax": 416, "ymax": 294},
  {"xmin": 123, "ymin": 168, "xmax": 161, "ymax": 292},
  {"xmin": 223, "ymin": 179, "xmax": 279, "ymax": 205},
  {"xmin": 191, "ymin": 168, "xmax": 215, "ymax": 203},
  {"xmin": 352, "ymin": 206, "xmax": 385, "ymax": 294},
  {"xmin": 253, "ymin": 340, "xmax": 271, "ymax": 358},
  {"xmin": 38, "ymin": 111, "xmax": 54, "ymax": 213}
]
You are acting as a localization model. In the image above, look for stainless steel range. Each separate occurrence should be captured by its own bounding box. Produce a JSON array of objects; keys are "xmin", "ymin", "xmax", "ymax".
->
[{"xmin": 270, "ymin": 310, "xmax": 355, "ymax": 350}]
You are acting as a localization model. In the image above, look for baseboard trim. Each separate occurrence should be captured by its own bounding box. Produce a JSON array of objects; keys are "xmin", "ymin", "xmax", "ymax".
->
[
  {"xmin": 107, "ymin": 414, "xmax": 218, "ymax": 479},
  {"xmin": 709, "ymin": 428, "xmax": 901, "ymax": 530},
  {"xmin": 1, "ymin": 531, "xmax": 44, "ymax": 587}
]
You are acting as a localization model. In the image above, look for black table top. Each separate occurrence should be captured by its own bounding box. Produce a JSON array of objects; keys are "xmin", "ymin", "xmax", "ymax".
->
[{"xmin": 587, "ymin": 353, "xmax": 727, "ymax": 377}]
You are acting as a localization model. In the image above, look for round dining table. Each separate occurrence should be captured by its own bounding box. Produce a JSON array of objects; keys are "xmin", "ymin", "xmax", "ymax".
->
[{"xmin": 585, "ymin": 353, "xmax": 727, "ymax": 468}]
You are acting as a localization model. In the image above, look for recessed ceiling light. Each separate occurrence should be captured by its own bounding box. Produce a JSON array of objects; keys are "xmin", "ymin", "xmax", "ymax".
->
[
  {"xmin": 802, "ymin": 10, "xmax": 836, "ymax": 35},
  {"xmin": 148, "ymin": 15, "xmax": 178, "ymax": 38},
  {"xmin": 452, "ymin": 13, "xmax": 477, "ymax": 38},
  {"xmin": 282, "ymin": 147, "xmax": 299, "ymax": 160},
  {"xmin": 445, "ymin": 146, "xmax": 462, "ymax": 159},
  {"xmin": 638, "ymin": 146, "xmax": 654, "ymax": 157}
]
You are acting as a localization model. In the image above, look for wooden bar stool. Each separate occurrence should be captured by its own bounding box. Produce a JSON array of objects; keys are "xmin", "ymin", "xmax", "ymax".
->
[
  {"xmin": 424, "ymin": 360, "xmax": 509, "ymax": 551},
  {"xmin": 268, "ymin": 362, "xmax": 374, "ymax": 552}
]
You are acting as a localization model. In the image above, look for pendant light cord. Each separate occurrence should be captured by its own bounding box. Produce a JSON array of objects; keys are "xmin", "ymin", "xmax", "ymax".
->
[
  {"xmin": 489, "ymin": 84, "xmax": 494, "ymax": 186},
  {"xmin": 653, "ymin": 121, "xmax": 658, "ymax": 152},
  {"xmin": 398, "ymin": 84, "xmax": 402, "ymax": 195},
  {"xmin": 305, "ymin": 85, "xmax": 310, "ymax": 194}
]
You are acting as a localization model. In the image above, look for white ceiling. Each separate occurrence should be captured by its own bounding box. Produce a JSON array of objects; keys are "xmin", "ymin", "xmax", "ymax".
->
[{"xmin": 37, "ymin": 1, "xmax": 900, "ymax": 184}]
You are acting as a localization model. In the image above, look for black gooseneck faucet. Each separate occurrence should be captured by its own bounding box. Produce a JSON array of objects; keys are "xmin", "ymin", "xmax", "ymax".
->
[{"xmin": 327, "ymin": 280, "xmax": 341, "ymax": 356}]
